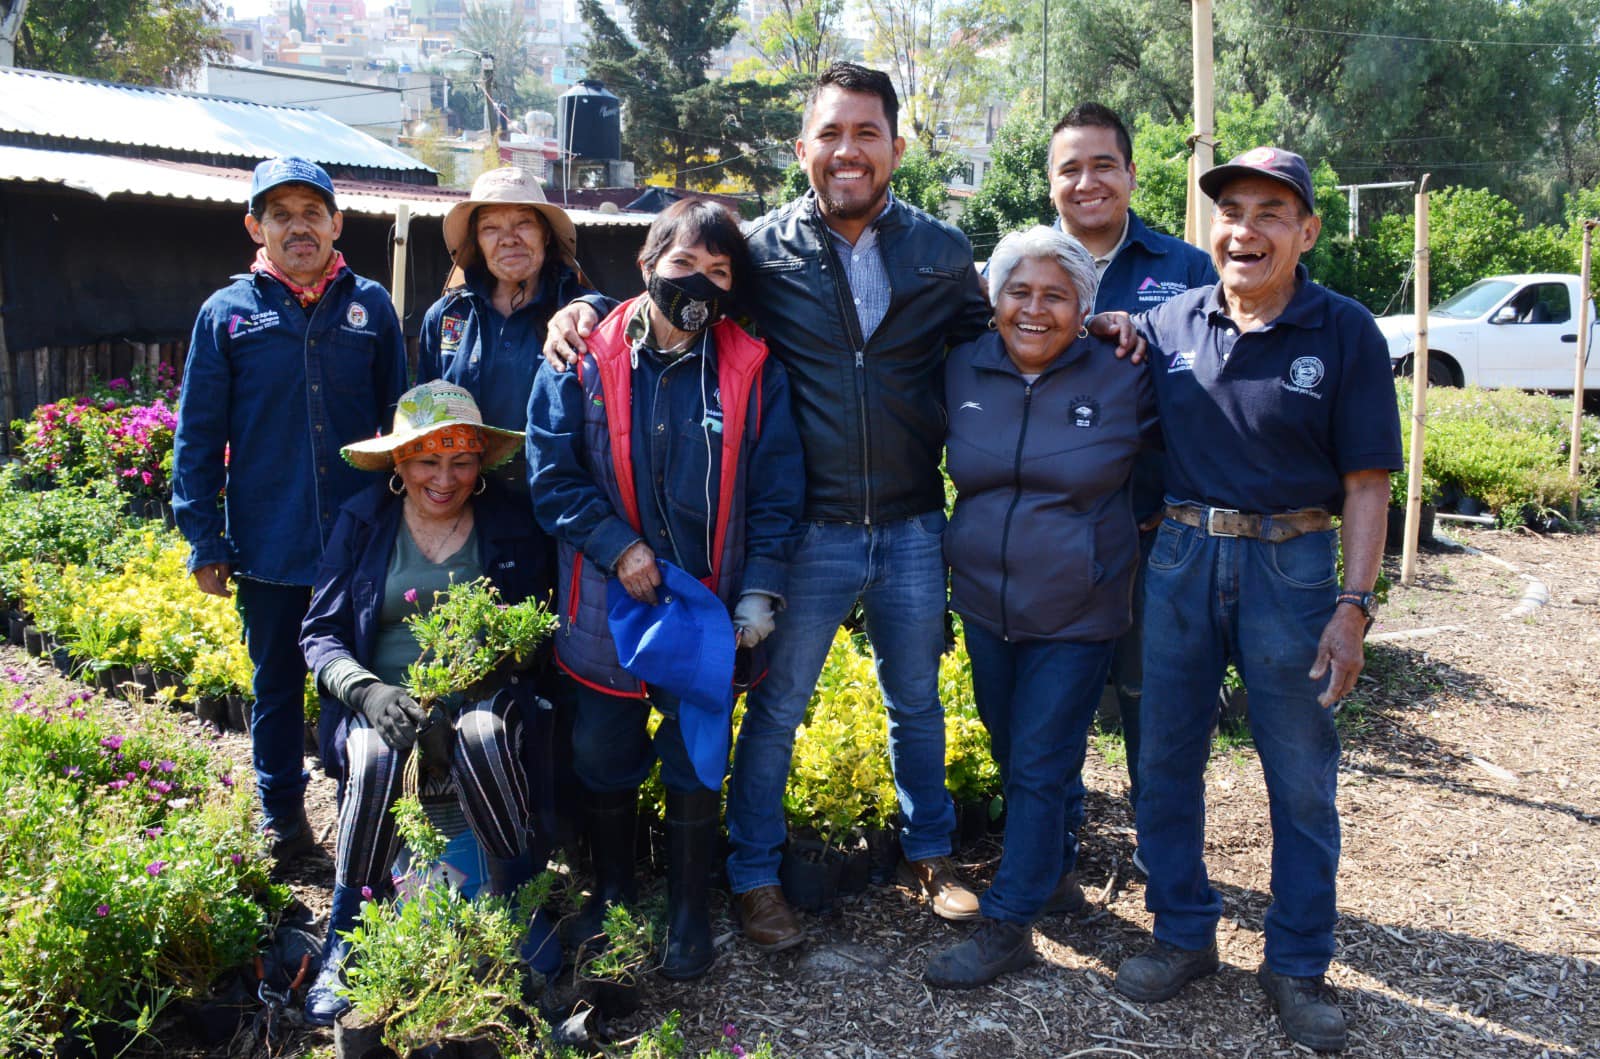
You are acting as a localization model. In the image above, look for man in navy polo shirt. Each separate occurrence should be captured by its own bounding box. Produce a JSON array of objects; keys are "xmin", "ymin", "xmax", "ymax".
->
[
  {"xmin": 1113, "ymin": 148, "xmax": 1399, "ymax": 1053},
  {"xmin": 173, "ymin": 158, "xmax": 407, "ymax": 862},
  {"xmin": 1045, "ymin": 103, "xmax": 1215, "ymax": 897}
]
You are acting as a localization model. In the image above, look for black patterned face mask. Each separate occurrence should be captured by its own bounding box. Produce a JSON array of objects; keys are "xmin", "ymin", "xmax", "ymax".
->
[{"xmin": 647, "ymin": 270, "xmax": 728, "ymax": 333}]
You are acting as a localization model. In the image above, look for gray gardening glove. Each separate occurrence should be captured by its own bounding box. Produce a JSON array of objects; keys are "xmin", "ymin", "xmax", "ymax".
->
[
  {"xmin": 732, "ymin": 591, "xmax": 777, "ymax": 648},
  {"xmin": 347, "ymin": 681, "xmax": 428, "ymax": 752}
]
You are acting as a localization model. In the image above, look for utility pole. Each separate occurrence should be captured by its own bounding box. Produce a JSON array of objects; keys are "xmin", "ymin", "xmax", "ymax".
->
[
  {"xmin": 481, "ymin": 52, "xmax": 495, "ymax": 145},
  {"xmin": 1040, "ymin": 0, "xmax": 1049, "ymax": 120},
  {"xmin": 1571, "ymin": 220, "xmax": 1594, "ymax": 522},
  {"xmin": 1401, "ymin": 175, "xmax": 1432, "ymax": 585},
  {"xmin": 1185, "ymin": 0, "xmax": 1215, "ymax": 250},
  {"xmin": 0, "ymin": 0, "xmax": 30, "ymax": 68}
]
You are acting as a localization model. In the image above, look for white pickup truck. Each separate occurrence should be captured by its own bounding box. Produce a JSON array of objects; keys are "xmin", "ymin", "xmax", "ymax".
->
[{"xmin": 1376, "ymin": 273, "xmax": 1599, "ymax": 391}]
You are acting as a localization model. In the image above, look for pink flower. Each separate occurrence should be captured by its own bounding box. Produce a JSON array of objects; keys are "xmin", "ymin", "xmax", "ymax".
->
[
  {"xmin": 219, "ymin": 773, "xmax": 234, "ymax": 787},
  {"xmin": 158, "ymin": 760, "xmax": 176, "ymax": 773},
  {"xmin": 144, "ymin": 827, "xmax": 163, "ymax": 839},
  {"xmin": 100, "ymin": 735, "xmax": 123, "ymax": 751},
  {"xmin": 230, "ymin": 853, "xmax": 243, "ymax": 866},
  {"xmin": 95, "ymin": 904, "xmax": 110, "ymax": 917},
  {"xmin": 404, "ymin": 588, "xmax": 418, "ymax": 604},
  {"xmin": 106, "ymin": 780, "xmax": 129, "ymax": 791},
  {"xmin": 109, "ymin": 378, "xmax": 129, "ymax": 391},
  {"xmin": 361, "ymin": 886, "xmax": 374, "ymax": 900},
  {"xmin": 146, "ymin": 860, "xmax": 167, "ymax": 876}
]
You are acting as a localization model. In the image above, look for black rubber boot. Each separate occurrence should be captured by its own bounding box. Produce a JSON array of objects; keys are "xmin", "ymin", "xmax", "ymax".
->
[
  {"xmin": 660, "ymin": 788, "xmax": 720, "ymax": 980},
  {"xmin": 564, "ymin": 787, "xmax": 639, "ymax": 949}
]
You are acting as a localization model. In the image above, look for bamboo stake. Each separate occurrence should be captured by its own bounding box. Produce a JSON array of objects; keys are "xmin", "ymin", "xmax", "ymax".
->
[
  {"xmin": 390, "ymin": 203, "xmax": 411, "ymax": 326},
  {"xmin": 1187, "ymin": 0, "xmax": 1215, "ymax": 251},
  {"xmin": 1571, "ymin": 220, "xmax": 1594, "ymax": 523},
  {"xmin": 1401, "ymin": 175, "xmax": 1432, "ymax": 586}
]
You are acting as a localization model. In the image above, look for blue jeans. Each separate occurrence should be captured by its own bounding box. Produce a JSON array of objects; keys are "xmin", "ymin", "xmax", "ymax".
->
[
  {"xmin": 725, "ymin": 513, "xmax": 956, "ymax": 893},
  {"xmin": 1059, "ymin": 527, "xmax": 1155, "ymax": 856},
  {"xmin": 234, "ymin": 578, "xmax": 312, "ymax": 832},
  {"xmin": 965, "ymin": 622, "xmax": 1113, "ymax": 924},
  {"xmin": 1136, "ymin": 518, "xmax": 1342, "ymax": 977},
  {"xmin": 571, "ymin": 685, "xmax": 701, "ymax": 795}
]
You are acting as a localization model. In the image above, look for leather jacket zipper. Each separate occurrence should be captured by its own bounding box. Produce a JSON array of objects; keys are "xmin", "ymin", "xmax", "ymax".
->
[{"xmin": 817, "ymin": 212, "xmax": 874, "ymax": 523}]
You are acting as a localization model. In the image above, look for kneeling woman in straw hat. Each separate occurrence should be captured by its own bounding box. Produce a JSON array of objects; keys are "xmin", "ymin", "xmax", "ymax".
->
[
  {"xmin": 527, "ymin": 198, "xmax": 805, "ymax": 979},
  {"xmin": 419, "ymin": 166, "xmax": 594, "ymax": 498},
  {"xmin": 299, "ymin": 381, "xmax": 559, "ymax": 1024}
]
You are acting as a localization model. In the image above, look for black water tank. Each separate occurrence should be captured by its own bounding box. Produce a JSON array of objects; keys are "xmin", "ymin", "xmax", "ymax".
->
[{"xmin": 558, "ymin": 80, "xmax": 622, "ymax": 161}]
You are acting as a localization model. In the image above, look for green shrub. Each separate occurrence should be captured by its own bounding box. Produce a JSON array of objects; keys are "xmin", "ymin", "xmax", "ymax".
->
[
  {"xmin": 0, "ymin": 468, "xmax": 129, "ymax": 603},
  {"xmin": 0, "ymin": 682, "xmax": 282, "ymax": 1051},
  {"xmin": 1407, "ymin": 387, "xmax": 1599, "ymax": 521}
]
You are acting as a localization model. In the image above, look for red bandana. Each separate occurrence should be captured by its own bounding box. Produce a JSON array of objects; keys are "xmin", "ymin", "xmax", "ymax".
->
[{"xmin": 251, "ymin": 247, "xmax": 348, "ymax": 308}]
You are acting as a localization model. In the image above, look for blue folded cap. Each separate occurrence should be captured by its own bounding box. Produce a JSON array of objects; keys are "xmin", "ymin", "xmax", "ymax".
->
[
  {"xmin": 249, "ymin": 156, "xmax": 338, "ymax": 214},
  {"xmin": 606, "ymin": 560, "xmax": 735, "ymax": 791}
]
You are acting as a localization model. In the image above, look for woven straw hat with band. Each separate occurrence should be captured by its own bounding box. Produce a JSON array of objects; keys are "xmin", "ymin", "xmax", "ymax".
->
[
  {"xmin": 341, "ymin": 381, "xmax": 524, "ymax": 472},
  {"xmin": 442, "ymin": 167, "xmax": 581, "ymax": 288}
]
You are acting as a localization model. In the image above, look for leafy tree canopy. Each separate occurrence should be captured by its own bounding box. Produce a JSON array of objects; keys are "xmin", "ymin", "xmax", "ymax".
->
[{"xmin": 14, "ymin": 0, "xmax": 228, "ymax": 88}]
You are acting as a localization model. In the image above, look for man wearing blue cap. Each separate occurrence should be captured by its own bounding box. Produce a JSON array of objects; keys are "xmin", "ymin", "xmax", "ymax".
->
[
  {"xmin": 172, "ymin": 157, "xmax": 407, "ymax": 861},
  {"xmin": 1111, "ymin": 147, "xmax": 1400, "ymax": 1052}
]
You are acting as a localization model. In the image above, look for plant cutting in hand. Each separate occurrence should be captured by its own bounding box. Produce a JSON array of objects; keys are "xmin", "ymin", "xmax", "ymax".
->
[{"xmin": 401, "ymin": 575, "xmax": 556, "ymax": 709}]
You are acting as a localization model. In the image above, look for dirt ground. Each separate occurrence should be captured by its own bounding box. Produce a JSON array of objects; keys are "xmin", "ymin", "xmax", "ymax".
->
[{"xmin": 29, "ymin": 522, "xmax": 1600, "ymax": 1058}]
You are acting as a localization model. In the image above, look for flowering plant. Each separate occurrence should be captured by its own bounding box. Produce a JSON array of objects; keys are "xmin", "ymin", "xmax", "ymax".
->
[{"xmin": 401, "ymin": 576, "xmax": 556, "ymax": 709}]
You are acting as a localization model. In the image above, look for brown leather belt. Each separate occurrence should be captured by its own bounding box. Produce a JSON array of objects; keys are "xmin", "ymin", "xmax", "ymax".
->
[{"xmin": 1164, "ymin": 504, "xmax": 1333, "ymax": 543}]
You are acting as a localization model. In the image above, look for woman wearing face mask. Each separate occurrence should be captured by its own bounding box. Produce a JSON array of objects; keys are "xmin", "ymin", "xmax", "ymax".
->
[{"xmin": 526, "ymin": 198, "xmax": 805, "ymax": 979}]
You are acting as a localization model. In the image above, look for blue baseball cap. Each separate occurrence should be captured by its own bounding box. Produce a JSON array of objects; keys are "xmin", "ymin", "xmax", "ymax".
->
[
  {"xmin": 249, "ymin": 156, "xmax": 338, "ymax": 214},
  {"xmin": 1200, "ymin": 146, "xmax": 1316, "ymax": 214},
  {"xmin": 606, "ymin": 560, "xmax": 736, "ymax": 792}
]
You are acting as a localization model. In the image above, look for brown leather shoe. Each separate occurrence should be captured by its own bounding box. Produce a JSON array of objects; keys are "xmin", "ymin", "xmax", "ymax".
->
[
  {"xmin": 736, "ymin": 885, "xmax": 805, "ymax": 953},
  {"xmin": 898, "ymin": 856, "xmax": 980, "ymax": 921}
]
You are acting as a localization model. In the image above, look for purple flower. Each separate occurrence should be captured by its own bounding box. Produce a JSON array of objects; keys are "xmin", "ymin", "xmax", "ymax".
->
[
  {"xmin": 144, "ymin": 826, "xmax": 163, "ymax": 839},
  {"xmin": 138, "ymin": 760, "xmax": 152, "ymax": 772},
  {"xmin": 157, "ymin": 760, "xmax": 176, "ymax": 773},
  {"xmin": 109, "ymin": 377, "xmax": 129, "ymax": 391},
  {"xmin": 146, "ymin": 860, "xmax": 167, "ymax": 877},
  {"xmin": 106, "ymin": 780, "xmax": 129, "ymax": 791},
  {"xmin": 230, "ymin": 853, "xmax": 243, "ymax": 866},
  {"xmin": 95, "ymin": 904, "xmax": 110, "ymax": 917},
  {"xmin": 361, "ymin": 886, "xmax": 373, "ymax": 900},
  {"xmin": 63, "ymin": 765, "xmax": 81, "ymax": 778},
  {"xmin": 723, "ymin": 1024, "xmax": 737, "ymax": 1040},
  {"xmin": 148, "ymin": 780, "xmax": 172, "ymax": 794},
  {"xmin": 100, "ymin": 735, "xmax": 124, "ymax": 751},
  {"xmin": 404, "ymin": 588, "xmax": 418, "ymax": 604},
  {"xmin": 219, "ymin": 773, "xmax": 234, "ymax": 788}
]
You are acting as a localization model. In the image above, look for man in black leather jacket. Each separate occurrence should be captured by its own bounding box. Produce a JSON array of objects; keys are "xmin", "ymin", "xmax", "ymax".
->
[{"xmin": 543, "ymin": 62, "xmax": 991, "ymax": 950}]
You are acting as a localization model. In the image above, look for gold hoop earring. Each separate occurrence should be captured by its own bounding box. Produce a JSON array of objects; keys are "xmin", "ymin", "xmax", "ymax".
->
[
  {"xmin": 473, "ymin": 477, "xmax": 487, "ymax": 496},
  {"xmin": 987, "ymin": 316, "xmax": 997, "ymax": 331},
  {"xmin": 389, "ymin": 472, "xmax": 405, "ymax": 496},
  {"xmin": 1077, "ymin": 326, "xmax": 1089, "ymax": 340}
]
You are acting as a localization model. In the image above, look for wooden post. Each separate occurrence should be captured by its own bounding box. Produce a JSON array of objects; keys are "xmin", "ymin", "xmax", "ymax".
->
[
  {"xmin": 390, "ymin": 202, "xmax": 411, "ymax": 325},
  {"xmin": 1187, "ymin": 0, "xmax": 1215, "ymax": 251},
  {"xmin": 1401, "ymin": 175, "xmax": 1432, "ymax": 586},
  {"xmin": 0, "ymin": 249, "xmax": 12, "ymax": 455},
  {"xmin": 1572, "ymin": 220, "xmax": 1594, "ymax": 522}
]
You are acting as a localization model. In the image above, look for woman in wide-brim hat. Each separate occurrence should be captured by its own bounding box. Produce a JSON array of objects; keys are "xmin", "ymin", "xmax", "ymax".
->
[
  {"xmin": 417, "ymin": 166, "xmax": 595, "ymax": 498},
  {"xmin": 298, "ymin": 381, "xmax": 559, "ymax": 1026}
]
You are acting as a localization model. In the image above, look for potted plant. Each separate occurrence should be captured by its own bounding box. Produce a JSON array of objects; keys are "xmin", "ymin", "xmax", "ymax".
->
[{"xmin": 574, "ymin": 904, "xmax": 654, "ymax": 1019}]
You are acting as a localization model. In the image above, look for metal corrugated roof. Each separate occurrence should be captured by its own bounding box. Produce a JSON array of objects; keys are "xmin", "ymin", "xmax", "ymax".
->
[
  {"xmin": 0, "ymin": 66, "xmax": 429, "ymax": 173},
  {"xmin": 0, "ymin": 145, "xmax": 654, "ymax": 226}
]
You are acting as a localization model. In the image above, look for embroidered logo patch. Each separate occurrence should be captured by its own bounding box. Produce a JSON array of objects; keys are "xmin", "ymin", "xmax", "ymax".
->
[
  {"xmin": 1167, "ymin": 349, "xmax": 1196, "ymax": 374},
  {"xmin": 346, "ymin": 302, "xmax": 369, "ymax": 329},
  {"xmin": 227, "ymin": 310, "xmax": 280, "ymax": 338},
  {"xmin": 1069, "ymin": 395, "xmax": 1101, "ymax": 428},
  {"xmin": 1283, "ymin": 355, "xmax": 1327, "ymax": 399},
  {"xmin": 440, "ymin": 314, "xmax": 465, "ymax": 352}
]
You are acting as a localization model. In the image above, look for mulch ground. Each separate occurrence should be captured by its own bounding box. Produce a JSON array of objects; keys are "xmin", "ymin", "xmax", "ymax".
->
[{"xmin": 22, "ymin": 522, "xmax": 1598, "ymax": 1057}]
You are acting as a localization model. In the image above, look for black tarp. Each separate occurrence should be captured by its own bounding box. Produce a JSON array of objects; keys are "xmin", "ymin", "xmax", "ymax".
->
[{"xmin": 0, "ymin": 185, "xmax": 647, "ymax": 353}]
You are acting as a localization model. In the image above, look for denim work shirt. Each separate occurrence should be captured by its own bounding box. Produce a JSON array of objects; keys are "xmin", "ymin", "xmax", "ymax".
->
[{"xmin": 173, "ymin": 268, "xmax": 408, "ymax": 585}]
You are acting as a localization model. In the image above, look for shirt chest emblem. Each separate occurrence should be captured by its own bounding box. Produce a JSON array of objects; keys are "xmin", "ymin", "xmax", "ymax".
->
[
  {"xmin": 346, "ymin": 301, "xmax": 369, "ymax": 329},
  {"xmin": 1167, "ymin": 349, "xmax": 1196, "ymax": 374},
  {"xmin": 227, "ymin": 309, "xmax": 279, "ymax": 338},
  {"xmin": 440, "ymin": 314, "xmax": 466, "ymax": 354},
  {"xmin": 1284, "ymin": 355, "xmax": 1326, "ymax": 398},
  {"xmin": 1070, "ymin": 395, "xmax": 1101, "ymax": 428}
]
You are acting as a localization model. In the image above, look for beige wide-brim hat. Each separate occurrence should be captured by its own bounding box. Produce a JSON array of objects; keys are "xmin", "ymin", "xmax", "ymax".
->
[
  {"xmin": 341, "ymin": 381, "xmax": 524, "ymax": 472},
  {"xmin": 443, "ymin": 166, "xmax": 579, "ymax": 284}
]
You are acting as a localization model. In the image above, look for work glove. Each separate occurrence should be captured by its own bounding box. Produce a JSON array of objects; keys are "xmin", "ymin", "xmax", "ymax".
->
[
  {"xmin": 347, "ymin": 681, "xmax": 428, "ymax": 752},
  {"xmin": 416, "ymin": 706, "xmax": 455, "ymax": 780},
  {"xmin": 732, "ymin": 591, "xmax": 777, "ymax": 648}
]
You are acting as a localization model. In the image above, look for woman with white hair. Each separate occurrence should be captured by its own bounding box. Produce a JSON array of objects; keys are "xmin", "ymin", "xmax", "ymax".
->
[{"xmin": 926, "ymin": 226, "xmax": 1159, "ymax": 989}]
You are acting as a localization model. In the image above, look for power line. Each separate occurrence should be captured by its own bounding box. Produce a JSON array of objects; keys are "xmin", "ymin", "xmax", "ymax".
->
[{"xmin": 1259, "ymin": 21, "xmax": 1600, "ymax": 50}]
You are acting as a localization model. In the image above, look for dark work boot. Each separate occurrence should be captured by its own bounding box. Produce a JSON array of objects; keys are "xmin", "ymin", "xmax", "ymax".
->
[
  {"xmin": 304, "ymin": 882, "xmax": 365, "ymax": 1026},
  {"xmin": 660, "ymin": 787, "xmax": 720, "ymax": 980},
  {"xmin": 924, "ymin": 917, "xmax": 1035, "ymax": 989},
  {"xmin": 1115, "ymin": 938, "xmax": 1221, "ymax": 1002},
  {"xmin": 564, "ymin": 788, "xmax": 639, "ymax": 950},
  {"xmin": 1258, "ymin": 965, "xmax": 1349, "ymax": 1051}
]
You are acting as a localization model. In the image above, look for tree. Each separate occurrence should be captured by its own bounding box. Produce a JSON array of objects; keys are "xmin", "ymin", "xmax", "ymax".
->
[
  {"xmin": 954, "ymin": 98, "xmax": 1052, "ymax": 258},
  {"xmin": 863, "ymin": 0, "xmax": 1011, "ymax": 152},
  {"xmin": 579, "ymin": 0, "xmax": 799, "ymax": 192},
  {"xmin": 751, "ymin": 0, "xmax": 852, "ymax": 82},
  {"xmin": 13, "ymin": 0, "xmax": 228, "ymax": 87},
  {"xmin": 439, "ymin": 0, "xmax": 535, "ymax": 133}
]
